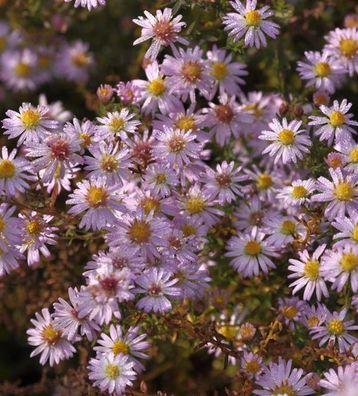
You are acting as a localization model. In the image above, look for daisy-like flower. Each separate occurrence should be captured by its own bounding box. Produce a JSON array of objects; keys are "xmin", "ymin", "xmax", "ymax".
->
[
  {"xmin": 320, "ymin": 363, "xmax": 358, "ymax": 396},
  {"xmin": 143, "ymin": 163, "xmax": 178, "ymax": 197},
  {"xmin": 324, "ymin": 28, "xmax": 358, "ymax": 76},
  {"xmin": 278, "ymin": 297, "xmax": 306, "ymax": 330},
  {"xmin": 115, "ymin": 81, "xmax": 142, "ymax": 106},
  {"xmin": 202, "ymin": 161, "xmax": 246, "ymax": 204},
  {"xmin": 0, "ymin": 246, "xmax": 22, "ymax": 277},
  {"xmin": 225, "ymin": 226, "xmax": 278, "ymax": 278},
  {"xmin": 133, "ymin": 8, "xmax": 188, "ymax": 60},
  {"xmin": 162, "ymin": 46, "xmax": 212, "ymax": 102},
  {"xmin": 0, "ymin": 146, "xmax": 34, "ymax": 196},
  {"xmin": 321, "ymin": 244, "xmax": 358, "ymax": 293},
  {"xmin": 312, "ymin": 168, "xmax": 358, "ymax": 220},
  {"xmin": 153, "ymin": 126, "xmax": 201, "ymax": 167},
  {"xmin": 297, "ymin": 51, "xmax": 345, "ymax": 94},
  {"xmin": 64, "ymin": 0, "xmax": 106, "ymax": 11},
  {"xmin": 288, "ymin": 245, "xmax": 328, "ymax": 301},
  {"xmin": 53, "ymin": 287, "xmax": 99, "ymax": 341},
  {"xmin": 300, "ymin": 303, "xmax": 327, "ymax": 330},
  {"xmin": 66, "ymin": 178, "xmax": 124, "ymax": 230},
  {"xmin": 88, "ymin": 352, "xmax": 136, "ymax": 395},
  {"xmin": 240, "ymin": 352, "xmax": 263, "ymax": 380},
  {"xmin": 308, "ymin": 99, "xmax": 358, "ymax": 145},
  {"xmin": 96, "ymin": 109, "xmax": 140, "ymax": 142},
  {"xmin": 84, "ymin": 143, "xmax": 131, "ymax": 186},
  {"xmin": 94, "ymin": 324, "xmax": 150, "ymax": 372},
  {"xmin": 0, "ymin": 204, "xmax": 22, "ymax": 252},
  {"xmin": 264, "ymin": 215, "xmax": 305, "ymax": 248},
  {"xmin": 277, "ymin": 178, "xmax": 316, "ymax": 207},
  {"xmin": 26, "ymin": 133, "xmax": 82, "ymax": 183},
  {"xmin": 223, "ymin": 0, "xmax": 280, "ymax": 49},
  {"xmin": 133, "ymin": 61, "xmax": 181, "ymax": 115},
  {"xmin": 206, "ymin": 45, "xmax": 247, "ymax": 98},
  {"xmin": 233, "ymin": 196, "xmax": 271, "ymax": 232},
  {"xmin": 64, "ymin": 118, "xmax": 97, "ymax": 153},
  {"xmin": 310, "ymin": 308, "xmax": 358, "ymax": 353},
  {"xmin": 134, "ymin": 268, "xmax": 180, "ymax": 313},
  {"xmin": 253, "ymin": 357, "xmax": 314, "ymax": 396},
  {"xmin": 259, "ymin": 118, "xmax": 311, "ymax": 164},
  {"xmin": 332, "ymin": 212, "xmax": 358, "ymax": 246},
  {"xmin": 334, "ymin": 138, "xmax": 358, "ymax": 173},
  {"xmin": 2, "ymin": 103, "xmax": 58, "ymax": 146},
  {"xmin": 27, "ymin": 308, "xmax": 76, "ymax": 367},
  {"xmin": 18, "ymin": 212, "xmax": 58, "ymax": 267}
]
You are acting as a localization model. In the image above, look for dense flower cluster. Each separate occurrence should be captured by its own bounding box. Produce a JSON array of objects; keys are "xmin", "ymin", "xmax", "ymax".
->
[{"xmin": 1, "ymin": 0, "xmax": 358, "ymax": 395}]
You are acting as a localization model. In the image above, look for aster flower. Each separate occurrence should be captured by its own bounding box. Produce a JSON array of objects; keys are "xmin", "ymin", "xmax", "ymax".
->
[
  {"xmin": 253, "ymin": 357, "xmax": 314, "ymax": 396},
  {"xmin": 66, "ymin": 178, "xmax": 124, "ymax": 230},
  {"xmin": 308, "ymin": 99, "xmax": 358, "ymax": 145},
  {"xmin": 88, "ymin": 352, "xmax": 136, "ymax": 395},
  {"xmin": 278, "ymin": 297, "xmax": 306, "ymax": 330},
  {"xmin": 225, "ymin": 226, "xmax": 278, "ymax": 278},
  {"xmin": 18, "ymin": 212, "xmax": 58, "ymax": 267},
  {"xmin": 162, "ymin": 46, "xmax": 212, "ymax": 102},
  {"xmin": 320, "ymin": 363, "xmax": 358, "ymax": 396},
  {"xmin": 39, "ymin": 164, "xmax": 80, "ymax": 195},
  {"xmin": 334, "ymin": 138, "xmax": 358, "ymax": 173},
  {"xmin": 94, "ymin": 324, "xmax": 150, "ymax": 372},
  {"xmin": 240, "ymin": 352, "xmax": 263, "ymax": 379},
  {"xmin": 288, "ymin": 244, "xmax": 328, "ymax": 301},
  {"xmin": 115, "ymin": 81, "xmax": 142, "ymax": 106},
  {"xmin": 27, "ymin": 308, "xmax": 76, "ymax": 366},
  {"xmin": 297, "ymin": 51, "xmax": 345, "ymax": 93},
  {"xmin": 206, "ymin": 45, "xmax": 247, "ymax": 98},
  {"xmin": 2, "ymin": 102, "xmax": 58, "ymax": 146},
  {"xmin": 0, "ymin": 204, "xmax": 23, "ymax": 252},
  {"xmin": 324, "ymin": 27, "xmax": 358, "ymax": 76},
  {"xmin": 264, "ymin": 215, "xmax": 305, "ymax": 248},
  {"xmin": 96, "ymin": 109, "xmax": 140, "ymax": 141},
  {"xmin": 223, "ymin": 0, "xmax": 280, "ymax": 49},
  {"xmin": 300, "ymin": 303, "xmax": 327, "ymax": 330},
  {"xmin": 259, "ymin": 118, "xmax": 311, "ymax": 164},
  {"xmin": 321, "ymin": 244, "xmax": 358, "ymax": 293},
  {"xmin": 312, "ymin": 168, "xmax": 358, "ymax": 220},
  {"xmin": 143, "ymin": 163, "xmax": 178, "ymax": 197},
  {"xmin": 233, "ymin": 196, "xmax": 270, "ymax": 231},
  {"xmin": 202, "ymin": 161, "xmax": 247, "ymax": 204},
  {"xmin": 277, "ymin": 178, "xmax": 316, "ymax": 207},
  {"xmin": 64, "ymin": 0, "xmax": 106, "ymax": 11},
  {"xmin": 134, "ymin": 268, "xmax": 180, "ymax": 313},
  {"xmin": 332, "ymin": 212, "xmax": 358, "ymax": 246},
  {"xmin": 0, "ymin": 246, "xmax": 22, "ymax": 277},
  {"xmin": 26, "ymin": 133, "xmax": 82, "ymax": 183},
  {"xmin": 64, "ymin": 118, "xmax": 97, "ymax": 152},
  {"xmin": 0, "ymin": 146, "xmax": 34, "ymax": 196},
  {"xmin": 311, "ymin": 308, "xmax": 358, "ymax": 353},
  {"xmin": 133, "ymin": 8, "xmax": 188, "ymax": 60},
  {"xmin": 38, "ymin": 94, "xmax": 72, "ymax": 123}
]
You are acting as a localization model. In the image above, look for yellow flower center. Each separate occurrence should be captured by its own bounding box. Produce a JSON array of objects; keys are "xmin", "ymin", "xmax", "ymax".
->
[
  {"xmin": 291, "ymin": 185, "xmax": 308, "ymax": 199},
  {"xmin": 304, "ymin": 260, "xmax": 320, "ymax": 280},
  {"xmin": 15, "ymin": 62, "xmax": 31, "ymax": 77},
  {"xmin": 71, "ymin": 52, "xmax": 90, "ymax": 67},
  {"xmin": 280, "ymin": 220, "xmax": 296, "ymax": 235},
  {"xmin": 20, "ymin": 109, "xmax": 41, "ymax": 129},
  {"xmin": 148, "ymin": 78, "xmax": 166, "ymax": 96},
  {"xmin": 105, "ymin": 363, "xmax": 120, "ymax": 380},
  {"xmin": 79, "ymin": 132, "xmax": 92, "ymax": 148},
  {"xmin": 211, "ymin": 62, "xmax": 228, "ymax": 81},
  {"xmin": 339, "ymin": 38, "xmax": 358, "ymax": 58},
  {"xmin": 245, "ymin": 359, "xmax": 261, "ymax": 374},
  {"xmin": 278, "ymin": 129, "xmax": 295, "ymax": 145},
  {"xmin": 109, "ymin": 117, "xmax": 125, "ymax": 133},
  {"xmin": 306, "ymin": 316, "xmax": 319, "ymax": 328},
  {"xmin": 0, "ymin": 36, "xmax": 6, "ymax": 52},
  {"xmin": 41, "ymin": 325, "xmax": 61, "ymax": 345},
  {"xmin": 155, "ymin": 173, "xmax": 167, "ymax": 184},
  {"xmin": 327, "ymin": 319, "xmax": 344, "ymax": 335},
  {"xmin": 86, "ymin": 186, "xmax": 108, "ymax": 208},
  {"xmin": 100, "ymin": 154, "xmax": 118, "ymax": 173},
  {"xmin": 352, "ymin": 224, "xmax": 358, "ymax": 241},
  {"xmin": 0, "ymin": 215, "xmax": 5, "ymax": 233},
  {"xmin": 26, "ymin": 220, "xmax": 43, "ymax": 236},
  {"xmin": 273, "ymin": 384, "xmax": 296, "ymax": 396},
  {"xmin": 185, "ymin": 196, "xmax": 206, "ymax": 215},
  {"xmin": 340, "ymin": 252, "xmax": 358, "ymax": 272},
  {"xmin": 0, "ymin": 159, "xmax": 15, "ymax": 179},
  {"xmin": 217, "ymin": 325, "xmax": 238, "ymax": 340},
  {"xmin": 168, "ymin": 136, "xmax": 186, "ymax": 153},
  {"xmin": 175, "ymin": 116, "xmax": 195, "ymax": 132},
  {"xmin": 257, "ymin": 174, "xmax": 273, "ymax": 190},
  {"xmin": 330, "ymin": 111, "xmax": 345, "ymax": 127},
  {"xmin": 244, "ymin": 240, "xmax": 261, "ymax": 256},
  {"xmin": 181, "ymin": 62, "xmax": 202, "ymax": 83},
  {"xmin": 282, "ymin": 305, "xmax": 298, "ymax": 320},
  {"xmin": 141, "ymin": 197, "xmax": 160, "ymax": 215},
  {"xmin": 112, "ymin": 340, "xmax": 129, "ymax": 356},
  {"xmin": 349, "ymin": 147, "xmax": 358, "ymax": 163},
  {"xmin": 128, "ymin": 219, "xmax": 151, "ymax": 243},
  {"xmin": 244, "ymin": 103, "xmax": 263, "ymax": 118},
  {"xmin": 315, "ymin": 62, "xmax": 331, "ymax": 77},
  {"xmin": 182, "ymin": 223, "xmax": 196, "ymax": 237},
  {"xmin": 245, "ymin": 10, "xmax": 261, "ymax": 27},
  {"xmin": 334, "ymin": 182, "xmax": 354, "ymax": 201}
]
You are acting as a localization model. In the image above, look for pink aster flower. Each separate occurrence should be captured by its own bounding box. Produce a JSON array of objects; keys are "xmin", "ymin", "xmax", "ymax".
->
[
  {"xmin": 64, "ymin": 0, "xmax": 106, "ymax": 10},
  {"xmin": 297, "ymin": 51, "xmax": 345, "ymax": 94},
  {"xmin": 142, "ymin": 163, "xmax": 178, "ymax": 197},
  {"xmin": 334, "ymin": 138, "xmax": 358, "ymax": 173},
  {"xmin": 308, "ymin": 99, "xmax": 358, "ymax": 145},
  {"xmin": 320, "ymin": 363, "xmax": 358, "ymax": 396},
  {"xmin": 134, "ymin": 268, "xmax": 180, "ymax": 313},
  {"xmin": 64, "ymin": 118, "xmax": 98, "ymax": 153},
  {"xmin": 2, "ymin": 102, "xmax": 58, "ymax": 146},
  {"xmin": 133, "ymin": 8, "xmax": 188, "ymax": 60},
  {"xmin": 233, "ymin": 196, "xmax": 272, "ymax": 232},
  {"xmin": 240, "ymin": 351, "xmax": 263, "ymax": 380},
  {"xmin": 260, "ymin": 117, "xmax": 311, "ymax": 164},
  {"xmin": 288, "ymin": 244, "xmax": 329, "ymax": 301},
  {"xmin": 27, "ymin": 308, "xmax": 76, "ymax": 367},
  {"xmin": 278, "ymin": 297, "xmax": 306, "ymax": 330},
  {"xmin": 312, "ymin": 168, "xmax": 358, "ymax": 220},
  {"xmin": 66, "ymin": 178, "xmax": 124, "ymax": 230},
  {"xmin": 300, "ymin": 303, "xmax": 327, "ymax": 330},
  {"xmin": 332, "ymin": 212, "xmax": 358, "ymax": 246},
  {"xmin": 277, "ymin": 178, "xmax": 316, "ymax": 207},
  {"xmin": 223, "ymin": 0, "xmax": 280, "ymax": 49},
  {"xmin": 115, "ymin": 81, "xmax": 142, "ymax": 106},
  {"xmin": 253, "ymin": 357, "xmax": 314, "ymax": 396},
  {"xmin": 225, "ymin": 226, "xmax": 278, "ymax": 278},
  {"xmin": 310, "ymin": 308, "xmax": 358, "ymax": 353},
  {"xmin": 264, "ymin": 215, "xmax": 305, "ymax": 248}
]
